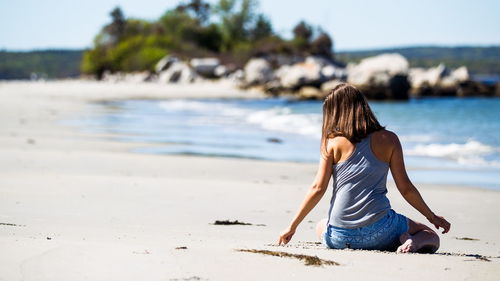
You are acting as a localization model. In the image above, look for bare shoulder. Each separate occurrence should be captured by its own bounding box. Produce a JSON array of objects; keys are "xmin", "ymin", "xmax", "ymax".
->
[
  {"xmin": 372, "ymin": 129, "xmax": 400, "ymax": 146},
  {"xmin": 371, "ymin": 130, "xmax": 400, "ymax": 163},
  {"xmin": 327, "ymin": 136, "xmax": 352, "ymax": 150},
  {"xmin": 328, "ymin": 135, "xmax": 351, "ymax": 146},
  {"xmin": 326, "ymin": 136, "xmax": 355, "ymax": 163}
]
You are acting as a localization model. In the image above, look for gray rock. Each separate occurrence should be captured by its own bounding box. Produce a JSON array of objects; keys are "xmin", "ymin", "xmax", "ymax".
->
[
  {"xmin": 409, "ymin": 64, "xmax": 449, "ymax": 88},
  {"xmin": 321, "ymin": 80, "xmax": 344, "ymax": 93},
  {"xmin": 346, "ymin": 53, "xmax": 410, "ymax": 100},
  {"xmin": 321, "ymin": 65, "xmax": 347, "ymax": 80},
  {"xmin": 214, "ymin": 65, "xmax": 228, "ymax": 77},
  {"xmin": 158, "ymin": 62, "xmax": 197, "ymax": 83},
  {"xmin": 298, "ymin": 86, "xmax": 324, "ymax": 100},
  {"xmin": 451, "ymin": 66, "xmax": 469, "ymax": 82},
  {"xmin": 441, "ymin": 66, "xmax": 470, "ymax": 87},
  {"xmin": 276, "ymin": 56, "xmax": 345, "ymax": 90},
  {"xmin": 155, "ymin": 55, "xmax": 180, "ymax": 73},
  {"xmin": 277, "ymin": 62, "xmax": 322, "ymax": 89},
  {"xmin": 244, "ymin": 58, "xmax": 274, "ymax": 85},
  {"xmin": 190, "ymin": 57, "xmax": 221, "ymax": 78},
  {"xmin": 347, "ymin": 53, "xmax": 409, "ymax": 86},
  {"xmin": 304, "ymin": 56, "xmax": 332, "ymax": 67},
  {"xmin": 228, "ymin": 69, "xmax": 245, "ymax": 82}
]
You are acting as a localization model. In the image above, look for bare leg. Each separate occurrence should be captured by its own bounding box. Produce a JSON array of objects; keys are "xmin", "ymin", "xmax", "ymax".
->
[
  {"xmin": 397, "ymin": 218, "xmax": 440, "ymax": 253},
  {"xmin": 316, "ymin": 218, "xmax": 328, "ymax": 241}
]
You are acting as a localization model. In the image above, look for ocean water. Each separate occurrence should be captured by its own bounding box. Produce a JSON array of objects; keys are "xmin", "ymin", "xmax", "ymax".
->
[{"xmin": 61, "ymin": 97, "xmax": 500, "ymax": 190}]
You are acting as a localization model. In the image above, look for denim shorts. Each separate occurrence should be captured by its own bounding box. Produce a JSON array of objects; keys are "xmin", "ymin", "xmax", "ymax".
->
[{"xmin": 323, "ymin": 209, "xmax": 409, "ymax": 251}]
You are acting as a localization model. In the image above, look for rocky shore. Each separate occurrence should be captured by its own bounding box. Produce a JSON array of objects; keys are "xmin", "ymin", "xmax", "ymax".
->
[{"xmin": 98, "ymin": 53, "xmax": 500, "ymax": 100}]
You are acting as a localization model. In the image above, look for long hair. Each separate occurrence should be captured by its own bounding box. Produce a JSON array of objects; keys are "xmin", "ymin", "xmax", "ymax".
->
[{"xmin": 321, "ymin": 83, "xmax": 384, "ymax": 156}]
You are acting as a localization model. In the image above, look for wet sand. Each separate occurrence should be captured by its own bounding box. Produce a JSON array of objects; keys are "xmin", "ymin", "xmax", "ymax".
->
[{"xmin": 0, "ymin": 81, "xmax": 499, "ymax": 280}]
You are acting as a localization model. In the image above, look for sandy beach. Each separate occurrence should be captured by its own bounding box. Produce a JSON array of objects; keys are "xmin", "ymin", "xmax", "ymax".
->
[{"xmin": 0, "ymin": 80, "xmax": 499, "ymax": 281}]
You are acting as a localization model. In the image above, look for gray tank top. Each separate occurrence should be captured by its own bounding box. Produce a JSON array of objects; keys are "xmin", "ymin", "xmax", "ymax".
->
[{"xmin": 327, "ymin": 133, "xmax": 391, "ymax": 228}]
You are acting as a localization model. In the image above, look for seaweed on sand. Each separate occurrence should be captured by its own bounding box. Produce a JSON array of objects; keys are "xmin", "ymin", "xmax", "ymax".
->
[
  {"xmin": 0, "ymin": 222, "xmax": 25, "ymax": 227},
  {"xmin": 236, "ymin": 249, "xmax": 340, "ymax": 266},
  {"xmin": 213, "ymin": 220, "xmax": 252, "ymax": 225},
  {"xmin": 455, "ymin": 237, "xmax": 480, "ymax": 241}
]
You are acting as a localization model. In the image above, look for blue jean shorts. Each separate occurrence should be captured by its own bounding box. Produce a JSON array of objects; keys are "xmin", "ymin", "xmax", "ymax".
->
[{"xmin": 323, "ymin": 209, "xmax": 409, "ymax": 251}]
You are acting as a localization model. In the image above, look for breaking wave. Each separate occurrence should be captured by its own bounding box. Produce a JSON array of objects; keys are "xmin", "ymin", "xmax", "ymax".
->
[{"xmin": 407, "ymin": 140, "xmax": 500, "ymax": 166}]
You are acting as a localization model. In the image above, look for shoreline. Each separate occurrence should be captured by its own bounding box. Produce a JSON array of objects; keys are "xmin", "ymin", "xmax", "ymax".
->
[
  {"xmin": 1, "ymin": 80, "xmax": 499, "ymax": 280},
  {"xmin": 0, "ymin": 79, "xmax": 266, "ymax": 102},
  {"xmin": 39, "ymin": 81, "xmax": 498, "ymax": 191}
]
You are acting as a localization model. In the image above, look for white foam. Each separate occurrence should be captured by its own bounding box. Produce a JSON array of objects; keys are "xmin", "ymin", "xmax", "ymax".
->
[
  {"xmin": 159, "ymin": 100, "xmax": 323, "ymax": 138},
  {"xmin": 158, "ymin": 100, "xmax": 249, "ymax": 117},
  {"xmin": 246, "ymin": 108, "xmax": 322, "ymax": 138},
  {"xmin": 407, "ymin": 140, "xmax": 499, "ymax": 166},
  {"xmin": 399, "ymin": 134, "xmax": 435, "ymax": 143}
]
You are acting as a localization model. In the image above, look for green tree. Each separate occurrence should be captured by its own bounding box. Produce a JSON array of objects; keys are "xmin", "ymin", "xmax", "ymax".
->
[
  {"xmin": 106, "ymin": 7, "xmax": 126, "ymax": 45},
  {"xmin": 176, "ymin": 0, "xmax": 211, "ymax": 25},
  {"xmin": 292, "ymin": 21, "xmax": 313, "ymax": 51},
  {"xmin": 159, "ymin": 9, "xmax": 222, "ymax": 53},
  {"xmin": 251, "ymin": 14, "xmax": 273, "ymax": 41},
  {"xmin": 311, "ymin": 32, "xmax": 334, "ymax": 59},
  {"xmin": 293, "ymin": 21, "xmax": 313, "ymax": 41},
  {"xmin": 215, "ymin": 0, "xmax": 257, "ymax": 50}
]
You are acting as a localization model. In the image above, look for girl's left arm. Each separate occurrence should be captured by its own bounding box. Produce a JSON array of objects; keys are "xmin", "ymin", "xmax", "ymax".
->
[{"xmin": 278, "ymin": 146, "xmax": 334, "ymax": 245}]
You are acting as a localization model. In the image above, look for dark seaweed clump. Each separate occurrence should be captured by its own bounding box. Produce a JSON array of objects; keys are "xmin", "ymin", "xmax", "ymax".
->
[{"xmin": 236, "ymin": 249, "xmax": 340, "ymax": 266}]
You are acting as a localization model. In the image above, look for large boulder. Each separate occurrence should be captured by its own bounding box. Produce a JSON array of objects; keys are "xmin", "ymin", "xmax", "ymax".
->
[
  {"xmin": 409, "ymin": 65, "xmax": 473, "ymax": 97},
  {"xmin": 190, "ymin": 57, "xmax": 221, "ymax": 78},
  {"xmin": 276, "ymin": 56, "xmax": 345, "ymax": 89},
  {"xmin": 347, "ymin": 53, "xmax": 410, "ymax": 100},
  {"xmin": 158, "ymin": 61, "xmax": 196, "ymax": 83},
  {"xmin": 321, "ymin": 80, "xmax": 344, "ymax": 93},
  {"xmin": 244, "ymin": 58, "xmax": 274, "ymax": 85},
  {"xmin": 451, "ymin": 66, "xmax": 469, "ymax": 82},
  {"xmin": 277, "ymin": 62, "xmax": 322, "ymax": 89},
  {"xmin": 214, "ymin": 65, "xmax": 228, "ymax": 77},
  {"xmin": 408, "ymin": 64, "xmax": 449, "ymax": 88},
  {"xmin": 155, "ymin": 55, "xmax": 180, "ymax": 73},
  {"xmin": 347, "ymin": 53, "xmax": 409, "ymax": 86},
  {"xmin": 304, "ymin": 56, "xmax": 332, "ymax": 67},
  {"xmin": 297, "ymin": 86, "xmax": 325, "ymax": 100},
  {"xmin": 440, "ymin": 66, "xmax": 470, "ymax": 87},
  {"xmin": 321, "ymin": 65, "xmax": 347, "ymax": 81}
]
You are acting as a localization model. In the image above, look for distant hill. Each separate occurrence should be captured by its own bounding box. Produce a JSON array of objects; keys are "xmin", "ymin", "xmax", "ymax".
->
[
  {"xmin": 337, "ymin": 46, "xmax": 500, "ymax": 74},
  {"xmin": 0, "ymin": 46, "xmax": 499, "ymax": 80},
  {"xmin": 0, "ymin": 50, "xmax": 83, "ymax": 80}
]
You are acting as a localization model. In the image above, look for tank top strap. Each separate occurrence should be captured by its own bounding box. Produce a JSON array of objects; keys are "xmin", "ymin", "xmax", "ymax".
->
[{"xmin": 356, "ymin": 134, "xmax": 371, "ymax": 152}]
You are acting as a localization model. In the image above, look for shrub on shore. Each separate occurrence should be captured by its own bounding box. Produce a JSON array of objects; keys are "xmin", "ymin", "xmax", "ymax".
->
[{"xmin": 81, "ymin": 0, "xmax": 335, "ymax": 78}]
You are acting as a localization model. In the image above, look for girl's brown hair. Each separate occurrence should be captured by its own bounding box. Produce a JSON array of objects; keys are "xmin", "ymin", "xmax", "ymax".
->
[{"xmin": 321, "ymin": 83, "xmax": 384, "ymax": 156}]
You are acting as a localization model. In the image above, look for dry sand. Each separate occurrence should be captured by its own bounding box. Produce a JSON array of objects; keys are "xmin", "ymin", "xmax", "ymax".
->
[{"xmin": 0, "ymin": 80, "xmax": 499, "ymax": 281}]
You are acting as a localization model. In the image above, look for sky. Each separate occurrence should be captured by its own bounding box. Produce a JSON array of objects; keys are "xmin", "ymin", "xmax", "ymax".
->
[{"xmin": 1, "ymin": 0, "xmax": 499, "ymax": 51}]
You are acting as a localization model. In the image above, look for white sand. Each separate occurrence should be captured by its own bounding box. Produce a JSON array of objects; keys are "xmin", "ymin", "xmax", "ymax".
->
[{"xmin": 0, "ymin": 81, "xmax": 499, "ymax": 281}]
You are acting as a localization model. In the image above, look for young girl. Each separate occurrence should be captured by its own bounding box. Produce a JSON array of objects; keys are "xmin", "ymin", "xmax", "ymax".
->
[{"xmin": 278, "ymin": 83, "xmax": 451, "ymax": 253}]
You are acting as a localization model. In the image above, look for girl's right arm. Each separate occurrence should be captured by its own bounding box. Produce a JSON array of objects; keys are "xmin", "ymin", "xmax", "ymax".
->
[{"xmin": 388, "ymin": 133, "xmax": 451, "ymax": 234}]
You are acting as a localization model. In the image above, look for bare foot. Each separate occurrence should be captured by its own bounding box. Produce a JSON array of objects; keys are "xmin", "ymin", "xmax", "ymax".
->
[{"xmin": 397, "ymin": 232, "xmax": 417, "ymax": 253}]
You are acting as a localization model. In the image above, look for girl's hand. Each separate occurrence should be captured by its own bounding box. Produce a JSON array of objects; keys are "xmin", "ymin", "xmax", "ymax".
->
[
  {"xmin": 278, "ymin": 227, "xmax": 296, "ymax": 245},
  {"xmin": 428, "ymin": 214, "xmax": 451, "ymax": 234}
]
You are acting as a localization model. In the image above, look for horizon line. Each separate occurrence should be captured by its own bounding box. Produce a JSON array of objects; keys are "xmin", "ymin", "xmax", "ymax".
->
[{"xmin": 1, "ymin": 43, "xmax": 500, "ymax": 53}]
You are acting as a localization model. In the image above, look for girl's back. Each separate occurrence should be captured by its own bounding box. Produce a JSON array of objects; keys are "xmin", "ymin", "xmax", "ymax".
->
[{"xmin": 327, "ymin": 130, "xmax": 395, "ymax": 228}]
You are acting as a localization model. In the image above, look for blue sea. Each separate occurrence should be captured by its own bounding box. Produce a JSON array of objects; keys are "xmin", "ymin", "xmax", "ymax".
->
[{"xmin": 61, "ymin": 97, "xmax": 500, "ymax": 190}]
